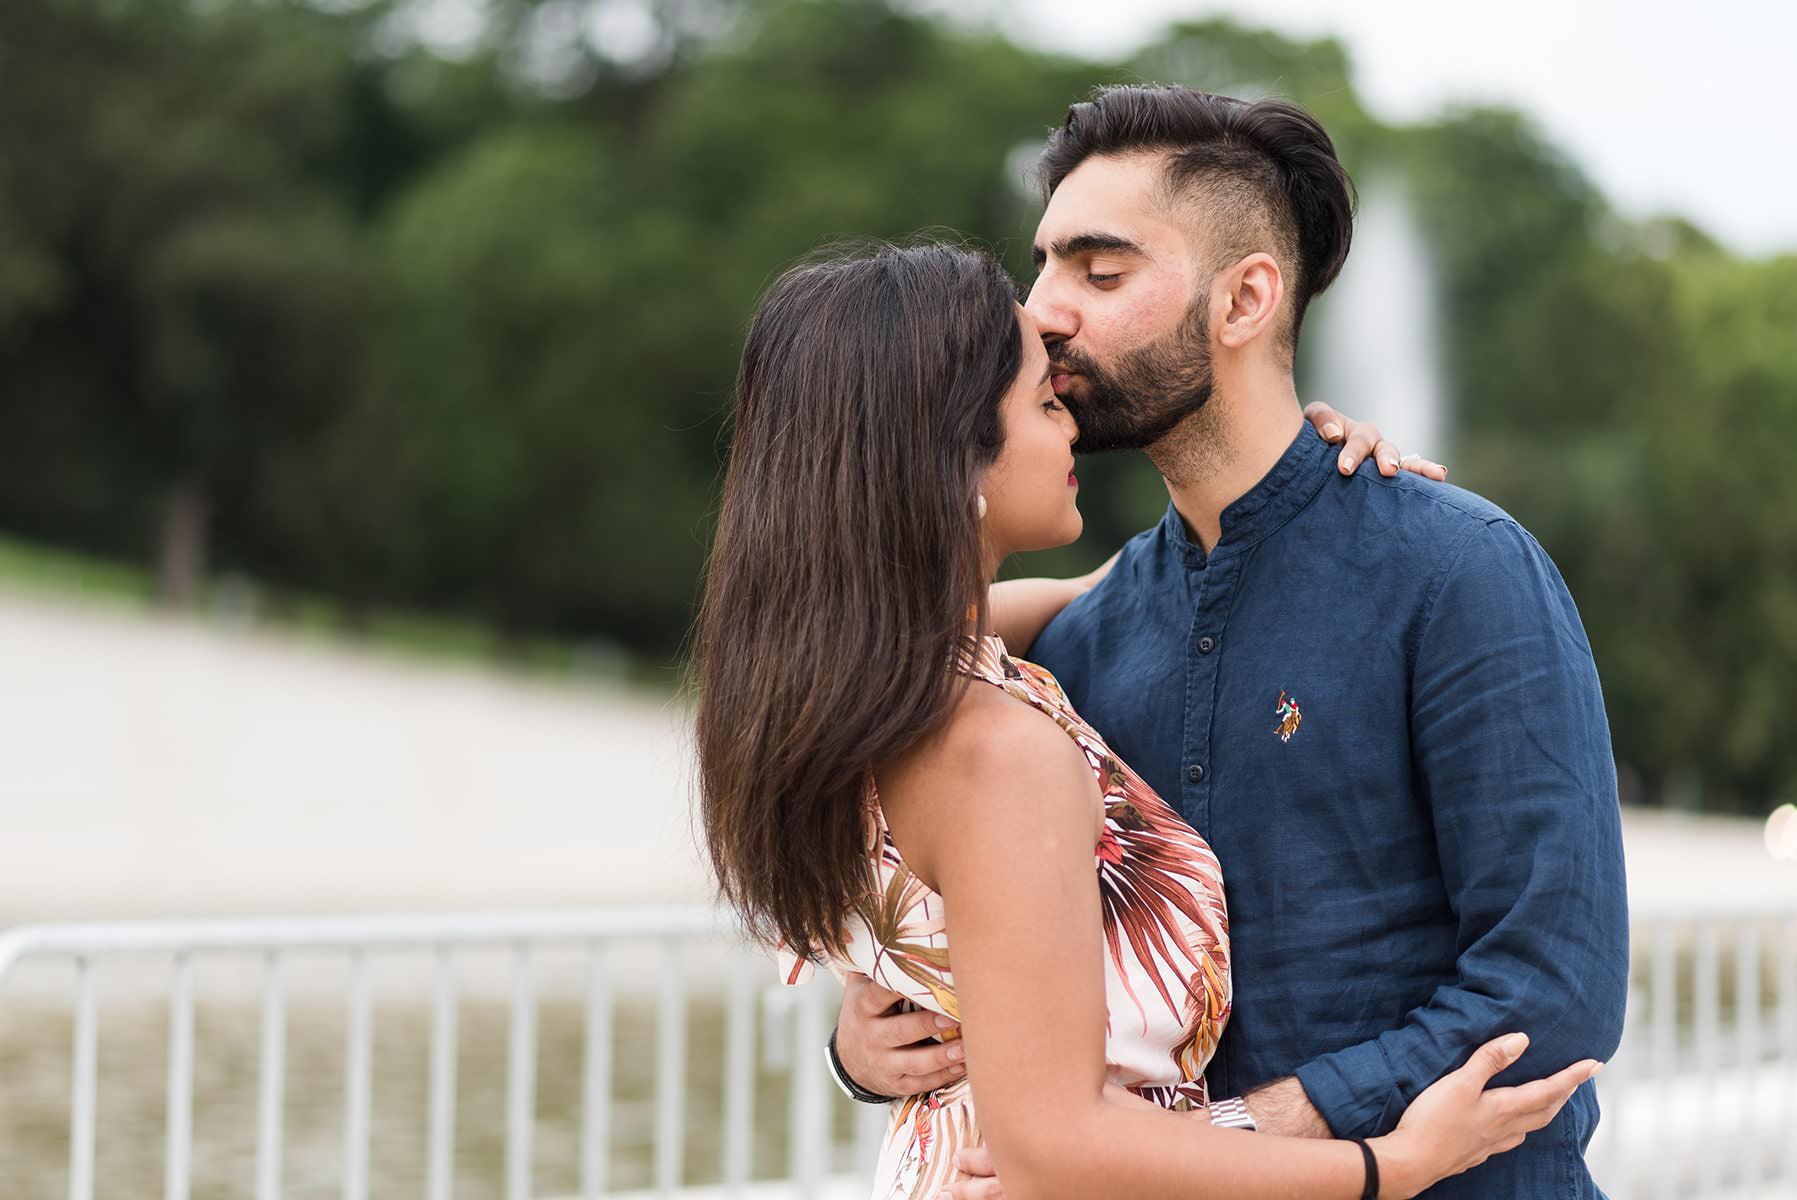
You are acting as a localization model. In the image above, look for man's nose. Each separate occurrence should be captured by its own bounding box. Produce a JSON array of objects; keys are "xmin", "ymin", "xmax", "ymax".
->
[{"xmin": 1023, "ymin": 275, "xmax": 1076, "ymax": 343}]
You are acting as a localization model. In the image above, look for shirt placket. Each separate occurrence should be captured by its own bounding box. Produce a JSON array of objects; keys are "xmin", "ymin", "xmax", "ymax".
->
[
  {"xmin": 1183, "ymin": 549, "xmax": 1240, "ymax": 1097},
  {"xmin": 1179, "ymin": 552, "xmax": 1238, "ymax": 840}
]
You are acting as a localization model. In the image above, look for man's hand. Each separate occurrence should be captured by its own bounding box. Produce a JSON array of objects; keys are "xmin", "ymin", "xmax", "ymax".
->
[
  {"xmin": 944, "ymin": 1147, "xmax": 1004, "ymax": 1200},
  {"xmin": 835, "ymin": 972, "xmax": 965, "ymax": 1099},
  {"xmin": 1243, "ymin": 1076, "xmax": 1331, "ymax": 1137}
]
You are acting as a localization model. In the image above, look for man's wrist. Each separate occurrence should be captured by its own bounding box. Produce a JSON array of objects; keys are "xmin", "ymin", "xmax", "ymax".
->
[
  {"xmin": 1208, "ymin": 1096, "xmax": 1258, "ymax": 1130},
  {"xmin": 1243, "ymin": 1076, "xmax": 1331, "ymax": 1138},
  {"xmin": 825, "ymin": 1026, "xmax": 896, "ymax": 1105}
]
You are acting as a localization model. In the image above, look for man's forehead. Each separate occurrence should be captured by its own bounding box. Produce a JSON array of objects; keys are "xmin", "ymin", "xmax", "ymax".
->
[{"xmin": 1033, "ymin": 153, "xmax": 1177, "ymax": 258}]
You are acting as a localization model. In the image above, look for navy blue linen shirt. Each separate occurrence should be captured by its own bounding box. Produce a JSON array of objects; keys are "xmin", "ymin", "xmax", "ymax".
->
[{"xmin": 1028, "ymin": 422, "xmax": 1629, "ymax": 1198}]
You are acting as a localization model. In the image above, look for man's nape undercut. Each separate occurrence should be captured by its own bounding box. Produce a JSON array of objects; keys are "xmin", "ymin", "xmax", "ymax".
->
[{"xmin": 1149, "ymin": 155, "xmax": 1302, "ymax": 353}]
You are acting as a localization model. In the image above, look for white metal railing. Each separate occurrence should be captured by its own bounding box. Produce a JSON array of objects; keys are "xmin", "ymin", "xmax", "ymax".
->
[
  {"xmin": 0, "ymin": 908, "xmax": 875, "ymax": 1200},
  {"xmin": 1591, "ymin": 901, "xmax": 1797, "ymax": 1200},
  {"xmin": 2, "ymin": 901, "xmax": 1793, "ymax": 1200}
]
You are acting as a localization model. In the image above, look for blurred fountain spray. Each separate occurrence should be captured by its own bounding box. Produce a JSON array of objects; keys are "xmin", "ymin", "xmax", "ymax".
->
[{"xmin": 1306, "ymin": 175, "xmax": 1446, "ymax": 460}]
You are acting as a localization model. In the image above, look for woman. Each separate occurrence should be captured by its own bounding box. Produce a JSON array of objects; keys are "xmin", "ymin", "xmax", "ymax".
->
[{"xmin": 693, "ymin": 242, "xmax": 1598, "ymax": 1200}]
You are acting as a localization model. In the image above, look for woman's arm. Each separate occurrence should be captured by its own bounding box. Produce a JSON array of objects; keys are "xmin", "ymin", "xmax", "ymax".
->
[
  {"xmin": 896, "ymin": 698, "xmax": 1592, "ymax": 1200},
  {"xmin": 907, "ymin": 703, "xmax": 1373, "ymax": 1198},
  {"xmin": 987, "ymin": 549, "xmax": 1119, "ymax": 653}
]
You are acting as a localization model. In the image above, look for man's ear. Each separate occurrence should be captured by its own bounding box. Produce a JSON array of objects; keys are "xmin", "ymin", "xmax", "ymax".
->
[{"xmin": 1216, "ymin": 252, "xmax": 1284, "ymax": 351}]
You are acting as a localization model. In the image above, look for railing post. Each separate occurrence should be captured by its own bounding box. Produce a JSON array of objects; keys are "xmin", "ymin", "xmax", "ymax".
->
[
  {"xmin": 721, "ymin": 952, "xmax": 754, "ymax": 1196},
  {"xmin": 341, "ymin": 951, "xmax": 372, "ymax": 1200},
  {"xmin": 69, "ymin": 956, "xmax": 97, "ymax": 1200},
  {"xmin": 1735, "ymin": 918, "xmax": 1760, "ymax": 1192},
  {"xmin": 580, "ymin": 943, "xmax": 613, "ymax": 1200},
  {"xmin": 257, "ymin": 952, "xmax": 286, "ymax": 1200},
  {"xmin": 790, "ymin": 978, "xmax": 827, "ymax": 1200},
  {"xmin": 1780, "ymin": 914, "xmax": 1797, "ymax": 1190},
  {"xmin": 427, "ymin": 947, "xmax": 458, "ymax": 1200},
  {"xmin": 164, "ymin": 952, "xmax": 194, "ymax": 1200},
  {"xmin": 1649, "ymin": 918, "xmax": 1676, "ymax": 1200},
  {"xmin": 654, "ymin": 939, "xmax": 687, "ymax": 1197},
  {"xmin": 505, "ymin": 946, "xmax": 537, "ymax": 1200},
  {"xmin": 1695, "ymin": 917, "xmax": 1720, "ymax": 1198}
]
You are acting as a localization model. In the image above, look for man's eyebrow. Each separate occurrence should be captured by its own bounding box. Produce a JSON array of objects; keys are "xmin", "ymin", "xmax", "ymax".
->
[{"xmin": 1030, "ymin": 232, "xmax": 1145, "ymax": 268}]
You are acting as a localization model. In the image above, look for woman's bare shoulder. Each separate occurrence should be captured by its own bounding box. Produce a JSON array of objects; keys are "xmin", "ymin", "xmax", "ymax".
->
[{"xmin": 876, "ymin": 683, "xmax": 1100, "ymax": 888}]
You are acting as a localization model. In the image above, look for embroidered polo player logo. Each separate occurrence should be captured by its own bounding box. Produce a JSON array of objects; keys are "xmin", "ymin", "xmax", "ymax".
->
[{"xmin": 1273, "ymin": 691, "xmax": 1303, "ymax": 743}]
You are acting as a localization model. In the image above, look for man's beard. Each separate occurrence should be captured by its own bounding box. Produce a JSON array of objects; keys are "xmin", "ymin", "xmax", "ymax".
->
[{"xmin": 1053, "ymin": 294, "xmax": 1213, "ymax": 454}]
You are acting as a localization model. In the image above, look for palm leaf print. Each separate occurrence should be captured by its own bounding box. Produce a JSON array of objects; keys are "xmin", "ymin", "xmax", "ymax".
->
[{"xmin": 804, "ymin": 636, "xmax": 1232, "ymax": 1200}]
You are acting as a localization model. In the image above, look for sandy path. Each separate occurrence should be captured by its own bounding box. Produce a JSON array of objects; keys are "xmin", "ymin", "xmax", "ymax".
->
[
  {"xmin": 2, "ymin": 588, "xmax": 1791, "ymax": 928},
  {"xmin": 0, "ymin": 590, "xmax": 710, "ymax": 925}
]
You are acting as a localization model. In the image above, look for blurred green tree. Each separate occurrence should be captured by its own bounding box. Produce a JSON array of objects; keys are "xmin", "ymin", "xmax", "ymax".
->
[{"xmin": 0, "ymin": 0, "xmax": 1792, "ymax": 810}]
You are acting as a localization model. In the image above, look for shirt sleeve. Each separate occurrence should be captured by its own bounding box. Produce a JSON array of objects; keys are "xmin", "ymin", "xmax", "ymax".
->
[{"xmin": 1293, "ymin": 517, "xmax": 1630, "ymax": 1138}]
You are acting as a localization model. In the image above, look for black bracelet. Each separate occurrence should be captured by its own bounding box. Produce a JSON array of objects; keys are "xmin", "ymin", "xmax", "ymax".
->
[
  {"xmin": 1352, "ymin": 1138, "xmax": 1380, "ymax": 1200},
  {"xmin": 826, "ymin": 1026, "xmax": 898, "ymax": 1105}
]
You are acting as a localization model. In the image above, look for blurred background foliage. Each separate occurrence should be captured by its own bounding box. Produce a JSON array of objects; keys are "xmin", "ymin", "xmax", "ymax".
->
[{"xmin": 0, "ymin": 0, "xmax": 1791, "ymax": 813}]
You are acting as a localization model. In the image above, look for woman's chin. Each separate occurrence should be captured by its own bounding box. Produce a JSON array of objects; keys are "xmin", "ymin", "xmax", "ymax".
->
[{"xmin": 1022, "ymin": 515, "xmax": 1083, "ymax": 553}]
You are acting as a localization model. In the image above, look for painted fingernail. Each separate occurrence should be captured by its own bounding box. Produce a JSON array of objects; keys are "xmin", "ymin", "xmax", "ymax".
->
[
  {"xmin": 1340, "ymin": 454, "xmax": 1356, "ymax": 472},
  {"xmin": 935, "ymin": 1014, "xmax": 958, "ymax": 1029},
  {"xmin": 1502, "ymin": 1033, "xmax": 1529, "ymax": 1055},
  {"xmin": 1322, "ymin": 422, "xmax": 1342, "ymax": 439},
  {"xmin": 1590, "ymin": 1062, "xmax": 1605, "ymax": 1076},
  {"xmin": 951, "ymin": 1062, "xmax": 966, "ymax": 1074},
  {"xmin": 947, "ymin": 1042, "xmax": 965, "ymax": 1061}
]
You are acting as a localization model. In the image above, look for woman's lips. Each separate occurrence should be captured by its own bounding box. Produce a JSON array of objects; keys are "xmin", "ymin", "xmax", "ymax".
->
[
  {"xmin": 1068, "ymin": 469, "xmax": 1078, "ymax": 488},
  {"xmin": 1051, "ymin": 372, "xmax": 1075, "ymax": 393}
]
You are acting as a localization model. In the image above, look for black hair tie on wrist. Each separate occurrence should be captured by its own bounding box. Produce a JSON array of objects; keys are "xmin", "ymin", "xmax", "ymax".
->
[{"xmin": 1352, "ymin": 1138, "xmax": 1380, "ymax": 1200}]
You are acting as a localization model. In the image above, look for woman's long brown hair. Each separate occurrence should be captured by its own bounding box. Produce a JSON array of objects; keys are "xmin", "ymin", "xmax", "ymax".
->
[{"xmin": 693, "ymin": 242, "xmax": 1022, "ymax": 958}]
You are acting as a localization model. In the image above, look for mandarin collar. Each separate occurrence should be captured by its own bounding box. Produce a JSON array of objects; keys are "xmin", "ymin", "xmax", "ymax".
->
[{"xmin": 1157, "ymin": 421, "xmax": 1334, "ymax": 569}]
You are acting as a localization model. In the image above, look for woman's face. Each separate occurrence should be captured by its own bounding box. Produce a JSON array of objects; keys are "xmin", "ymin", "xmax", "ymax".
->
[{"xmin": 979, "ymin": 305, "xmax": 1083, "ymax": 562}]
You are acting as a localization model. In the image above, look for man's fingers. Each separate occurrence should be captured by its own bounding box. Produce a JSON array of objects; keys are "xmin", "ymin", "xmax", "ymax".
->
[
  {"xmin": 944, "ymin": 1149, "xmax": 1004, "ymax": 1200},
  {"xmin": 890, "ymin": 1040, "xmax": 966, "ymax": 1081},
  {"xmin": 879, "ymin": 1008, "xmax": 961, "ymax": 1048},
  {"xmin": 850, "ymin": 974, "xmax": 906, "ymax": 1016},
  {"xmin": 956, "ymin": 1146, "xmax": 998, "ymax": 1178}
]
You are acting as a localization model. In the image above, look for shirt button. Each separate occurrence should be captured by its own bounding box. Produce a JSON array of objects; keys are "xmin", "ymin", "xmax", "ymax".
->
[
  {"xmin": 1187, "ymin": 763, "xmax": 1206, "ymax": 784},
  {"xmin": 1198, "ymin": 636, "xmax": 1216, "ymax": 654}
]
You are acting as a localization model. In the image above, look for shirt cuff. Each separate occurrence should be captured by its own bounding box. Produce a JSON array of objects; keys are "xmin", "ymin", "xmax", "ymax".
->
[{"xmin": 1293, "ymin": 1039, "xmax": 1400, "ymax": 1140}]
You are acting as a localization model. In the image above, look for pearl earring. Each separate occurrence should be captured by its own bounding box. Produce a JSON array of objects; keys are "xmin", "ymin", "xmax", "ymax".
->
[{"xmin": 977, "ymin": 494, "xmax": 988, "ymax": 519}]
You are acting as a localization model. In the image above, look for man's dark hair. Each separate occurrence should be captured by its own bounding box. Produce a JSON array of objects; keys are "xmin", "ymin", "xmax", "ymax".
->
[{"xmin": 1037, "ymin": 84, "xmax": 1357, "ymax": 351}]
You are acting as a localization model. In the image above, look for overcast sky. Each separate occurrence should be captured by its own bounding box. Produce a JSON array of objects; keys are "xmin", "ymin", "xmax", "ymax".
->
[{"xmin": 924, "ymin": 0, "xmax": 1797, "ymax": 257}]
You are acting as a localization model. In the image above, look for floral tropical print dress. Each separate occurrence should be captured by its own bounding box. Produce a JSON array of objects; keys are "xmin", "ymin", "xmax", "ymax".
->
[{"xmin": 781, "ymin": 633, "xmax": 1232, "ymax": 1200}]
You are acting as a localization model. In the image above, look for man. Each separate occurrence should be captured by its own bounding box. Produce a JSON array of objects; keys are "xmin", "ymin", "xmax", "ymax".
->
[{"xmin": 831, "ymin": 85, "xmax": 1628, "ymax": 1196}]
